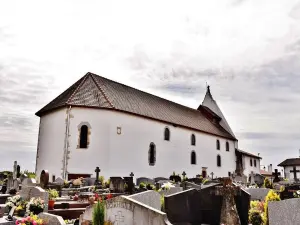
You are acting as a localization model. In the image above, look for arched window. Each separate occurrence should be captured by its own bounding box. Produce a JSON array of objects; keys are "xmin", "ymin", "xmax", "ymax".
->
[
  {"xmin": 164, "ymin": 127, "xmax": 170, "ymax": 141},
  {"xmin": 254, "ymin": 159, "xmax": 257, "ymax": 167},
  {"xmin": 191, "ymin": 134, "xmax": 196, "ymax": 146},
  {"xmin": 217, "ymin": 155, "xmax": 221, "ymax": 167},
  {"xmin": 191, "ymin": 151, "xmax": 196, "ymax": 165},
  {"xmin": 80, "ymin": 125, "xmax": 88, "ymax": 148},
  {"xmin": 226, "ymin": 141, "xmax": 229, "ymax": 151},
  {"xmin": 149, "ymin": 143, "xmax": 156, "ymax": 166},
  {"xmin": 250, "ymin": 159, "xmax": 253, "ymax": 167},
  {"xmin": 216, "ymin": 140, "xmax": 220, "ymax": 150}
]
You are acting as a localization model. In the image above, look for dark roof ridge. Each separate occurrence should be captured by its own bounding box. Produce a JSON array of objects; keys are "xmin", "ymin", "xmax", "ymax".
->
[
  {"xmin": 89, "ymin": 73, "xmax": 114, "ymax": 108},
  {"xmin": 66, "ymin": 73, "xmax": 90, "ymax": 104}
]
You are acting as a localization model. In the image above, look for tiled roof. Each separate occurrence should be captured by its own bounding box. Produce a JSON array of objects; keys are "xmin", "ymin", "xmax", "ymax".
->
[
  {"xmin": 36, "ymin": 72, "xmax": 236, "ymax": 140},
  {"xmin": 278, "ymin": 158, "xmax": 300, "ymax": 167},
  {"xmin": 260, "ymin": 170, "xmax": 272, "ymax": 176},
  {"xmin": 236, "ymin": 149, "xmax": 262, "ymax": 159}
]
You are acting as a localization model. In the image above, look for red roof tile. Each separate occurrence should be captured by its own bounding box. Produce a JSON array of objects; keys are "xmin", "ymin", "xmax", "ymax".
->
[{"xmin": 36, "ymin": 72, "xmax": 236, "ymax": 140}]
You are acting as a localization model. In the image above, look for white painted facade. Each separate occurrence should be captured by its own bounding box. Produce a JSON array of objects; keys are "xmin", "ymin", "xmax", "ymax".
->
[
  {"xmin": 36, "ymin": 107, "xmax": 238, "ymax": 181},
  {"xmin": 283, "ymin": 165, "xmax": 300, "ymax": 181},
  {"xmin": 242, "ymin": 154, "xmax": 261, "ymax": 177}
]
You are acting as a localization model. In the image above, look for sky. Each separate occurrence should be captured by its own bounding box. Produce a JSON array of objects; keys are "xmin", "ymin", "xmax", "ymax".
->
[{"xmin": 0, "ymin": 0, "xmax": 300, "ymax": 173}]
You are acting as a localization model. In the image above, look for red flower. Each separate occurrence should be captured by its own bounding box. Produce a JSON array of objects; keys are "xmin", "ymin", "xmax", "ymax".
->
[{"xmin": 107, "ymin": 193, "xmax": 113, "ymax": 199}]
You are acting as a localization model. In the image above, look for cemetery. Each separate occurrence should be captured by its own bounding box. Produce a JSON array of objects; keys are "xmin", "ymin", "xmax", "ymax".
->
[{"xmin": 1, "ymin": 162, "xmax": 300, "ymax": 224}]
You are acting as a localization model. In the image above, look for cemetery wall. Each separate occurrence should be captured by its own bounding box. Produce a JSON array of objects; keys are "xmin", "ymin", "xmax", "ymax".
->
[{"xmin": 36, "ymin": 107, "xmax": 237, "ymax": 179}]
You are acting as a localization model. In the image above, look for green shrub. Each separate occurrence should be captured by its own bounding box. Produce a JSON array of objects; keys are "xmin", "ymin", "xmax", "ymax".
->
[
  {"xmin": 263, "ymin": 178, "xmax": 272, "ymax": 189},
  {"xmin": 160, "ymin": 194, "xmax": 165, "ymax": 211},
  {"xmin": 92, "ymin": 200, "xmax": 105, "ymax": 225},
  {"xmin": 249, "ymin": 209, "xmax": 263, "ymax": 225},
  {"xmin": 48, "ymin": 189, "xmax": 59, "ymax": 200},
  {"xmin": 99, "ymin": 176, "xmax": 105, "ymax": 185},
  {"xmin": 139, "ymin": 182, "xmax": 146, "ymax": 189},
  {"xmin": 146, "ymin": 183, "xmax": 155, "ymax": 190}
]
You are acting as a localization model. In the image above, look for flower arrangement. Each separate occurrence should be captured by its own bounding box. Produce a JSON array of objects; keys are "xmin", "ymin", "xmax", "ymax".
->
[
  {"xmin": 72, "ymin": 178, "xmax": 83, "ymax": 186},
  {"xmin": 26, "ymin": 197, "xmax": 45, "ymax": 215},
  {"xmin": 15, "ymin": 213, "xmax": 44, "ymax": 225},
  {"xmin": 47, "ymin": 189, "xmax": 59, "ymax": 200},
  {"xmin": 6, "ymin": 195, "xmax": 22, "ymax": 209}
]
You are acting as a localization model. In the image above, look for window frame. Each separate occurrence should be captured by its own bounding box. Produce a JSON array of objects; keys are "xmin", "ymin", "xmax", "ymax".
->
[
  {"xmin": 164, "ymin": 127, "xmax": 170, "ymax": 141},
  {"xmin": 191, "ymin": 134, "xmax": 196, "ymax": 146},
  {"xmin": 217, "ymin": 155, "xmax": 221, "ymax": 167},
  {"xmin": 216, "ymin": 140, "xmax": 220, "ymax": 150},
  {"xmin": 149, "ymin": 143, "xmax": 156, "ymax": 166},
  {"xmin": 191, "ymin": 151, "xmax": 196, "ymax": 165}
]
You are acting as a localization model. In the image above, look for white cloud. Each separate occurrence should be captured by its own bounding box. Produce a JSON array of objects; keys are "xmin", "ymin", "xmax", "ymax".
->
[{"xmin": 0, "ymin": 0, "xmax": 300, "ymax": 171}]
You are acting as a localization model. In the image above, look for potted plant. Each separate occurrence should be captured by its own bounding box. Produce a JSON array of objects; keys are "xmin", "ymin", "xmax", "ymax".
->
[
  {"xmin": 15, "ymin": 200, "xmax": 27, "ymax": 217},
  {"xmin": 26, "ymin": 197, "xmax": 45, "ymax": 215},
  {"xmin": 48, "ymin": 189, "xmax": 59, "ymax": 210},
  {"xmin": 5, "ymin": 194, "xmax": 22, "ymax": 212}
]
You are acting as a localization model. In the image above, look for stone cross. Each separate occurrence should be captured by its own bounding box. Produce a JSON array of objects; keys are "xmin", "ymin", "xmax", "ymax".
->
[
  {"xmin": 210, "ymin": 172, "xmax": 214, "ymax": 179},
  {"xmin": 250, "ymin": 171, "xmax": 255, "ymax": 185},
  {"xmin": 182, "ymin": 171, "xmax": 186, "ymax": 178},
  {"xmin": 94, "ymin": 167, "xmax": 101, "ymax": 185},
  {"xmin": 17, "ymin": 165, "xmax": 21, "ymax": 178},
  {"xmin": 130, "ymin": 172, "xmax": 134, "ymax": 177},
  {"xmin": 290, "ymin": 166, "xmax": 300, "ymax": 181},
  {"xmin": 215, "ymin": 178, "xmax": 241, "ymax": 225},
  {"xmin": 273, "ymin": 169, "xmax": 280, "ymax": 183},
  {"xmin": 13, "ymin": 161, "xmax": 18, "ymax": 180}
]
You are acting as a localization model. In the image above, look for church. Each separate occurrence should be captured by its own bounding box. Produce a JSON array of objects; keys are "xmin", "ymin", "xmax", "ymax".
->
[{"xmin": 35, "ymin": 72, "xmax": 241, "ymax": 181}]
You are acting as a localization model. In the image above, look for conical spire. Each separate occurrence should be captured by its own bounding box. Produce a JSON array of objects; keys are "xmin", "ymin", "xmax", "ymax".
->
[{"xmin": 201, "ymin": 86, "xmax": 236, "ymax": 138}]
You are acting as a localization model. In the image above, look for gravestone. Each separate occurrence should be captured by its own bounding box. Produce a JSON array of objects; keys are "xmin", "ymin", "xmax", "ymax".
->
[
  {"xmin": 273, "ymin": 169, "xmax": 280, "ymax": 183},
  {"xmin": 5, "ymin": 177, "xmax": 13, "ymax": 194},
  {"xmin": 245, "ymin": 188, "xmax": 270, "ymax": 201},
  {"xmin": 136, "ymin": 177, "xmax": 155, "ymax": 185},
  {"xmin": 165, "ymin": 181, "xmax": 250, "ymax": 225},
  {"xmin": 79, "ymin": 205, "xmax": 93, "ymax": 224},
  {"xmin": 22, "ymin": 178, "xmax": 37, "ymax": 187},
  {"xmin": 268, "ymin": 198, "xmax": 300, "ymax": 225},
  {"xmin": 154, "ymin": 177, "xmax": 169, "ymax": 183},
  {"xmin": 123, "ymin": 176, "xmax": 134, "ymax": 194},
  {"xmin": 40, "ymin": 170, "xmax": 49, "ymax": 189},
  {"xmin": 249, "ymin": 171, "xmax": 255, "ymax": 185},
  {"xmin": 128, "ymin": 190, "xmax": 161, "ymax": 210},
  {"xmin": 109, "ymin": 177, "xmax": 125, "ymax": 193},
  {"xmin": 105, "ymin": 196, "xmax": 170, "ymax": 224},
  {"xmin": 38, "ymin": 212, "xmax": 66, "ymax": 225},
  {"xmin": 215, "ymin": 178, "xmax": 241, "ymax": 225},
  {"xmin": 12, "ymin": 161, "xmax": 17, "ymax": 180},
  {"xmin": 94, "ymin": 167, "xmax": 101, "ymax": 186},
  {"xmin": 20, "ymin": 186, "xmax": 49, "ymax": 212},
  {"xmin": 290, "ymin": 166, "xmax": 300, "ymax": 182},
  {"xmin": 54, "ymin": 177, "xmax": 65, "ymax": 185}
]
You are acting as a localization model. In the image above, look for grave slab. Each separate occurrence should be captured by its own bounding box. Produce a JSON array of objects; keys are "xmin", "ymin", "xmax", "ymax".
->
[
  {"xmin": 129, "ymin": 190, "xmax": 161, "ymax": 210},
  {"xmin": 245, "ymin": 188, "xmax": 270, "ymax": 201},
  {"xmin": 38, "ymin": 212, "xmax": 66, "ymax": 225},
  {"xmin": 269, "ymin": 198, "xmax": 300, "ymax": 225}
]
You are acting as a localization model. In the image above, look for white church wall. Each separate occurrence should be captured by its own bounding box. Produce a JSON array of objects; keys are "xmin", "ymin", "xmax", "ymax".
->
[
  {"xmin": 36, "ymin": 107, "xmax": 237, "ymax": 180},
  {"xmin": 35, "ymin": 108, "xmax": 66, "ymax": 180},
  {"xmin": 243, "ymin": 155, "xmax": 261, "ymax": 178}
]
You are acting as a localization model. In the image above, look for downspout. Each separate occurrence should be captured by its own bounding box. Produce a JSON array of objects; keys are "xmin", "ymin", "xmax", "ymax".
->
[{"xmin": 62, "ymin": 106, "xmax": 71, "ymax": 180}]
